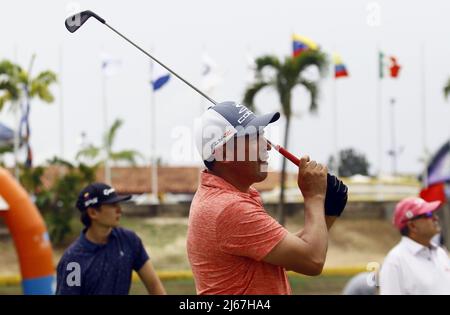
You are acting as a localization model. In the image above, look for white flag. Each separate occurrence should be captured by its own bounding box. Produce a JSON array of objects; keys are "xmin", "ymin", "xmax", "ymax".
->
[
  {"xmin": 100, "ymin": 52, "xmax": 122, "ymax": 77},
  {"xmin": 201, "ymin": 52, "xmax": 222, "ymax": 93}
]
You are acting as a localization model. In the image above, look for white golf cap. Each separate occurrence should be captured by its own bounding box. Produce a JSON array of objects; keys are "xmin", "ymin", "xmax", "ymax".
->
[{"xmin": 194, "ymin": 101, "xmax": 280, "ymax": 161}]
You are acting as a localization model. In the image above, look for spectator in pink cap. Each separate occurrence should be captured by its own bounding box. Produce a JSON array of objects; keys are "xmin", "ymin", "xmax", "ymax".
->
[{"xmin": 379, "ymin": 197, "xmax": 450, "ymax": 294}]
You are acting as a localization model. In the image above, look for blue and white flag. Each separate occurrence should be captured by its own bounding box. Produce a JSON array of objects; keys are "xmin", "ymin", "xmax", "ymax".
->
[
  {"xmin": 151, "ymin": 62, "xmax": 171, "ymax": 91},
  {"xmin": 426, "ymin": 141, "xmax": 450, "ymax": 186}
]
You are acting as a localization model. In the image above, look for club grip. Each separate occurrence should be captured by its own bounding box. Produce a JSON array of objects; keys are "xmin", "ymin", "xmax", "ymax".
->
[{"xmin": 277, "ymin": 146, "xmax": 300, "ymax": 166}]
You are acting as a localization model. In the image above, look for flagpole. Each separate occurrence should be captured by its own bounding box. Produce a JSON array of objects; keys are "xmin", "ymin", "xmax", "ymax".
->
[
  {"xmin": 332, "ymin": 53, "xmax": 339, "ymax": 176},
  {"xmin": 377, "ymin": 48, "xmax": 383, "ymax": 178},
  {"xmin": 389, "ymin": 98, "xmax": 397, "ymax": 175},
  {"xmin": 420, "ymin": 43, "xmax": 428, "ymax": 187},
  {"xmin": 102, "ymin": 72, "xmax": 111, "ymax": 184},
  {"xmin": 59, "ymin": 44, "xmax": 65, "ymax": 161},
  {"xmin": 150, "ymin": 63, "xmax": 158, "ymax": 204},
  {"xmin": 13, "ymin": 45, "xmax": 20, "ymax": 179}
]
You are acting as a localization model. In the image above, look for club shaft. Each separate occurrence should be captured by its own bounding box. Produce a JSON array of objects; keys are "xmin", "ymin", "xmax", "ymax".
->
[
  {"xmin": 277, "ymin": 145, "xmax": 300, "ymax": 166},
  {"xmin": 105, "ymin": 23, "xmax": 217, "ymax": 106},
  {"xmin": 105, "ymin": 20, "xmax": 296, "ymax": 168}
]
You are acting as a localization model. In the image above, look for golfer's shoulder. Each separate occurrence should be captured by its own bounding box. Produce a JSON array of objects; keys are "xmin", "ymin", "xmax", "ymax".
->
[
  {"xmin": 383, "ymin": 242, "xmax": 406, "ymax": 266},
  {"xmin": 58, "ymin": 238, "xmax": 85, "ymax": 266},
  {"xmin": 113, "ymin": 227, "xmax": 141, "ymax": 243},
  {"xmin": 435, "ymin": 246, "xmax": 450, "ymax": 260},
  {"xmin": 218, "ymin": 194, "xmax": 265, "ymax": 219}
]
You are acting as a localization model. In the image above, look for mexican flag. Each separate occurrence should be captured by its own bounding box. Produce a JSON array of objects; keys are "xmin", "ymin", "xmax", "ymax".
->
[{"xmin": 379, "ymin": 51, "xmax": 401, "ymax": 79}]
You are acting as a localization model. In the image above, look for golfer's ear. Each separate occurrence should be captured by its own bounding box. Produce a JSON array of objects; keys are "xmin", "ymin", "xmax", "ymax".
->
[
  {"xmin": 406, "ymin": 221, "xmax": 417, "ymax": 233},
  {"xmin": 87, "ymin": 207, "xmax": 99, "ymax": 220},
  {"xmin": 213, "ymin": 145, "xmax": 231, "ymax": 164}
]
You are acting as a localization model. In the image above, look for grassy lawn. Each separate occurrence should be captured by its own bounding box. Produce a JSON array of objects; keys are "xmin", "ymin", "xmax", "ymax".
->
[
  {"xmin": 0, "ymin": 274, "xmax": 353, "ymax": 295},
  {"xmin": 1, "ymin": 214, "xmax": 398, "ymax": 274},
  {"xmin": 1, "ymin": 215, "xmax": 395, "ymax": 295}
]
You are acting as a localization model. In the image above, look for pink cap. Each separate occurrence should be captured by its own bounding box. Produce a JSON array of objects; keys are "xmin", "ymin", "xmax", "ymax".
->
[{"xmin": 393, "ymin": 197, "xmax": 441, "ymax": 230}]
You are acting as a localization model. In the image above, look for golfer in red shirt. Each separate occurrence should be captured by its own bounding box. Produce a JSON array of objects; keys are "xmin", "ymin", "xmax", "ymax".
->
[{"xmin": 187, "ymin": 101, "xmax": 348, "ymax": 294}]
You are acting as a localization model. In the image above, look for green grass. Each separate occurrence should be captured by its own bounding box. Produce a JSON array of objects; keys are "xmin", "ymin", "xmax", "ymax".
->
[
  {"xmin": 143, "ymin": 223, "xmax": 188, "ymax": 248},
  {"xmin": 1, "ymin": 216, "xmax": 385, "ymax": 295},
  {"xmin": 0, "ymin": 275, "xmax": 352, "ymax": 295}
]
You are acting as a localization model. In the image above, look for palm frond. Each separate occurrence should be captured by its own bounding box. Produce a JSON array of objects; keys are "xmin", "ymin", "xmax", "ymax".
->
[
  {"xmin": 75, "ymin": 145, "xmax": 101, "ymax": 161},
  {"xmin": 298, "ymin": 79, "xmax": 319, "ymax": 113},
  {"xmin": 105, "ymin": 119, "xmax": 123, "ymax": 149},
  {"xmin": 0, "ymin": 60, "xmax": 22, "ymax": 77},
  {"xmin": 243, "ymin": 81, "xmax": 271, "ymax": 111},
  {"xmin": 255, "ymin": 55, "xmax": 282, "ymax": 73},
  {"xmin": 290, "ymin": 50, "xmax": 328, "ymax": 79},
  {"xmin": 30, "ymin": 71, "xmax": 57, "ymax": 103},
  {"xmin": 0, "ymin": 60, "xmax": 23, "ymax": 109},
  {"xmin": 109, "ymin": 150, "xmax": 143, "ymax": 165},
  {"xmin": 0, "ymin": 81, "xmax": 20, "ymax": 101},
  {"xmin": 46, "ymin": 156, "xmax": 75, "ymax": 169}
]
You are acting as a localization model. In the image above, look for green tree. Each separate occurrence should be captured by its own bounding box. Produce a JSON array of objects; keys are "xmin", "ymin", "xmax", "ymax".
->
[
  {"xmin": 444, "ymin": 78, "xmax": 450, "ymax": 100},
  {"xmin": 0, "ymin": 60, "xmax": 21, "ymax": 110},
  {"xmin": 0, "ymin": 61, "xmax": 21, "ymax": 159},
  {"xmin": 76, "ymin": 118, "xmax": 143, "ymax": 166},
  {"xmin": 328, "ymin": 148, "xmax": 370, "ymax": 177},
  {"xmin": 0, "ymin": 57, "xmax": 57, "ymax": 166},
  {"xmin": 243, "ymin": 50, "xmax": 327, "ymax": 225},
  {"xmin": 0, "ymin": 56, "xmax": 57, "ymax": 111},
  {"xmin": 19, "ymin": 158, "xmax": 98, "ymax": 245}
]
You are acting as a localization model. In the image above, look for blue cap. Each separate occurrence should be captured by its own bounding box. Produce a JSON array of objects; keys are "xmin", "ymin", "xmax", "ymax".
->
[{"xmin": 76, "ymin": 183, "xmax": 131, "ymax": 211}]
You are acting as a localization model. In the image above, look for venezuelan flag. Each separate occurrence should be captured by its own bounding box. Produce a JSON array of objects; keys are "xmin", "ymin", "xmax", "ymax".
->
[
  {"xmin": 333, "ymin": 53, "xmax": 349, "ymax": 78},
  {"xmin": 292, "ymin": 34, "xmax": 318, "ymax": 57}
]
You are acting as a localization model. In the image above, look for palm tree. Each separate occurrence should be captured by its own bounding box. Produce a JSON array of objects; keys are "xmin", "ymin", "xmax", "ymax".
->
[
  {"xmin": 243, "ymin": 50, "xmax": 328, "ymax": 225},
  {"xmin": 0, "ymin": 57, "xmax": 57, "ymax": 168},
  {"xmin": 0, "ymin": 60, "xmax": 21, "ymax": 110},
  {"xmin": 0, "ymin": 57, "xmax": 57, "ymax": 111},
  {"xmin": 76, "ymin": 118, "xmax": 143, "ymax": 166},
  {"xmin": 444, "ymin": 78, "xmax": 450, "ymax": 100}
]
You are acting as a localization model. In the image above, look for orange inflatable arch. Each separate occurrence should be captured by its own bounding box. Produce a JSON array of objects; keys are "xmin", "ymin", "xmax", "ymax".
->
[{"xmin": 0, "ymin": 167, "xmax": 55, "ymax": 294}]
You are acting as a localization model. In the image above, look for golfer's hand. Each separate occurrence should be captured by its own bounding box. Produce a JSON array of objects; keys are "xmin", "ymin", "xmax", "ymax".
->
[{"xmin": 297, "ymin": 155, "xmax": 327, "ymax": 201}]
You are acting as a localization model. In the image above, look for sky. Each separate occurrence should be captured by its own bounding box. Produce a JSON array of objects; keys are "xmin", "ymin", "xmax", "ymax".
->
[{"xmin": 1, "ymin": 0, "xmax": 450, "ymax": 176}]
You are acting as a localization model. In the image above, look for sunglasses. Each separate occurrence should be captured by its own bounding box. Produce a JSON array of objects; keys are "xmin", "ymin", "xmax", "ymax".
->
[{"xmin": 410, "ymin": 211, "xmax": 434, "ymax": 221}]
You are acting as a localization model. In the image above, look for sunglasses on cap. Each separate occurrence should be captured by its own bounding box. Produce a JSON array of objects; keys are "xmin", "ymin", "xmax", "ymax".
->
[{"xmin": 410, "ymin": 211, "xmax": 434, "ymax": 221}]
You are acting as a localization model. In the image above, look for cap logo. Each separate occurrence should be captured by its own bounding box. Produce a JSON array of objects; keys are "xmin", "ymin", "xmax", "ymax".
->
[
  {"xmin": 405, "ymin": 210, "xmax": 414, "ymax": 219},
  {"xmin": 237, "ymin": 109, "xmax": 253, "ymax": 124},
  {"xmin": 210, "ymin": 129, "xmax": 235, "ymax": 151},
  {"xmin": 84, "ymin": 197, "xmax": 98, "ymax": 207},
  {"xmin": 103, "ymin": 188, "xmax": 115, "ymax": 196},
  {"xmin": 84, "ymin": 192, "xmax": 89, "ymax": 198},
  {"xmin": 234, "ymin": 103, "xmax": 254, "ymax": 124}
]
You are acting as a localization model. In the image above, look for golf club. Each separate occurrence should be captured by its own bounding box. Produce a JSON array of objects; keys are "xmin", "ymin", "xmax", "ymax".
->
[{"xmin": 64, "ymin": 10, "xmax": 301, "ymax": 167}]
